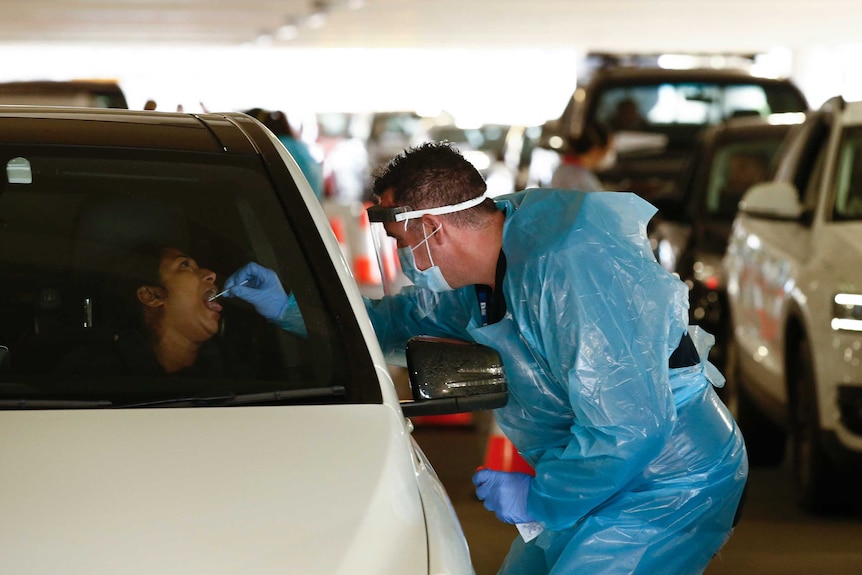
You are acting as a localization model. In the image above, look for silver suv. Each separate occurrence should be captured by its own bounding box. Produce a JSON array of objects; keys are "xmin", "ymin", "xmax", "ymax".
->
[{"xmin": 724, "ymin": 97, "xmax": 862, "ymax": 512}]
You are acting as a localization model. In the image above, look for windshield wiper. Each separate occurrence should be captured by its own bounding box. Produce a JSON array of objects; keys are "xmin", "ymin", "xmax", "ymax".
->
[
  {"xmin": 116, "ymin": 385, "xmax": 347, "ymax": 408},
  {"xmin": 0, "ymin": 399, "xmax": 113, "ymax": 409}
]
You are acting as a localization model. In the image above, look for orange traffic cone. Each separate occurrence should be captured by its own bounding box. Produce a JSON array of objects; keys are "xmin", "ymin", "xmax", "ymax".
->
[
  {"xmin": 353, "ymin": 203, "xmax": 382, "ymax": 285},
  {"xmin": 411, "ymin": 412, "xmax": 474, "ymax": 427},
  {"xmin": 328, "ymin": 214, "xmax": 351, "ymax": 263},
  {"xmin": 483, "ymin": 418, "xmax": 534, "ymax": 475}
]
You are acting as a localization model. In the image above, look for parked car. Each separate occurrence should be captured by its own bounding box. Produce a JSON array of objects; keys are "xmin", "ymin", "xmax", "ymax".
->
[
  {"xmin": 414, "ymin": 122, "xmax": 521, "ymax": 197},
  {"xmin": 723, "ymin": 96, "xmax": 862, "ymax": 512},
  {"xmin": 651, "ymin": 113, "xmax": 800, "ymax": 379},
  {"xmin": 0, "ymin": 106, "xmax": 507, "ymax": 573},
  {"xmin": 364, "ymin": 111, "xmax": 427, "ymax": 183},
  {"xmin": 544, "ymin": 65, "xmax": 809, "ymax": 210},
  {"xmin": 0, "ymin": 79, "xmax": 128, "ymax": 108}
]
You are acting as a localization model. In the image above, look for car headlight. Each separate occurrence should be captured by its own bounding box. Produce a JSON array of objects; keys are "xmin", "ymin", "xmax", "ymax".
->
[{"xmin": 832, "ymin": 293, "xmax": 862, "ymax": 332}]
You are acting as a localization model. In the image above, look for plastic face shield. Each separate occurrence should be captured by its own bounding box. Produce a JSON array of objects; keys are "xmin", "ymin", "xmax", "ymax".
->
[{"xmin": 366, "ymin": 194, "xmax": 488, "ymax": 295}]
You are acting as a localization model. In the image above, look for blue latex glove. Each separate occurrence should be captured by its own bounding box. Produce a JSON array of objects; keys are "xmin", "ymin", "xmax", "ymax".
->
[
  {"xmin": 223, "ymin": 262, "xmax": 290, "ymax": 322},
  {"xmin": 472, "ymin": 468, "xmax": 535, "ymax": 524}
]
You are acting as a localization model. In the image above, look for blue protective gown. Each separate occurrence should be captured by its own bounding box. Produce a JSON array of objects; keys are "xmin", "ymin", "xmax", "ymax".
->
[
  {"xmin": 277, "ymin": 135, "xmax": 324, "ymax": 201},
  {"xmin": 364, "ymin": 188, "xmax": 748, "ymax": 575}
]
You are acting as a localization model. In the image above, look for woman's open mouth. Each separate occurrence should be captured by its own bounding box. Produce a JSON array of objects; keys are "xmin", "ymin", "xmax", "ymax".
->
[{"xmin": 203, "ymin": 288, "xmax": 223, "ymax": 313}]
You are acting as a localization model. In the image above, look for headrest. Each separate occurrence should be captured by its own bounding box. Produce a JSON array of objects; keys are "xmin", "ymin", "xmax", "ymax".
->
[{"xmin": 73, "ymin": 194, "xmax": 191, "ymax": 274}]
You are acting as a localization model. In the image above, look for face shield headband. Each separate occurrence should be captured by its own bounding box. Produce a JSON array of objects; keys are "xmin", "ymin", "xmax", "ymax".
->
[
  {"xmin": 366, "ymin": 193, "xmax": 489, "ymax": 295},
  {"xmin": 367, "ymin": 193, "xmax": 489, "ymax": 225}
]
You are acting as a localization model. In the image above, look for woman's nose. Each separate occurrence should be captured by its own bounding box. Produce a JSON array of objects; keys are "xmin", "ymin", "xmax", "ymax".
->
[{"xmin": 201, "ymin": 268, "xmax": 216, "ymax": 283}]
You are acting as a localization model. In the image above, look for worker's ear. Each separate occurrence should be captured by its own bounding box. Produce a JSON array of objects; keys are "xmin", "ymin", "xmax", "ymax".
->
[
  {"xmin": 136, "ymin": 285, "xmax": 166, "ymax": 307},
  {"xmin": 421, "ymin": 214, "xmax": 446, "ymax": 244}
]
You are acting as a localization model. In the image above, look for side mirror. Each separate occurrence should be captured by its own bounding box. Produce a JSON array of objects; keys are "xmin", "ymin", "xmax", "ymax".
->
[
  {"xmin": 739, "ymin": 181, "xmax": 804, "ymax": 220},
  {"xmin": 400, "ymin": 336, "xmax": 508, "ymax": 417}
]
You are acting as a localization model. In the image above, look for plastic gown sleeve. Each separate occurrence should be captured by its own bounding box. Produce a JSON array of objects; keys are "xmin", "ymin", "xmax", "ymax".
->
[
  {"xmin": 275, "ymin": 293, "xmax": 308, "ymax": 338},
  {"xmin": 363, "ymin": 286, "xmax": 477, "ymax": 366},
  {"xmin": 503, "ymin": 192, "xmax": 689, "ymax": 531}
]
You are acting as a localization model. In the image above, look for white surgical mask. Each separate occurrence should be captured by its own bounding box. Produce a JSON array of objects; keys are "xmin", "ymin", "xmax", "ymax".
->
[{"xmin": 397, "ymin": 223, "xmax": 453, "ymax": 292}]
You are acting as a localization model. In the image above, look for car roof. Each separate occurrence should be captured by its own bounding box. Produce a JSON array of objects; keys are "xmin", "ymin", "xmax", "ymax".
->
[
  {"xmin": 0, "ymin": 107, "xmax": 260, "ymax": 154},
  {"xmin": 588, "ymin": 66, "xmax": 801, "ymax": 87},
  {"xmin": 0, "ymin": 80, "xmax": 129, "ymax": 109}
]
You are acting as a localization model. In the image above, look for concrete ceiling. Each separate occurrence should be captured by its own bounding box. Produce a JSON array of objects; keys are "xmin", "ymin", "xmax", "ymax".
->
[
  {"xmin": 3, "ymin": 0, "xmax": 859, "ymax": 120},
  {"xmin": 3, "ymin": 0, "xmax": 861, "ymax": 52}
]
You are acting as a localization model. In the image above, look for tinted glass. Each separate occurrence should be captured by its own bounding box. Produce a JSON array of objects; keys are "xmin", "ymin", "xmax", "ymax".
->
[
  {"xmin": 0, "ymin": 146, "xmax": 369, "ymax": 408},
  {"xmin": 595, "ymin": 82, "xmax": 805, "ymax": 146},
  {"xmin": 832, "ymin": 126, "xmax": 862, "ymax": 221},
  {"xmin": 704, "ymin": 135, "xmax": 786, "ymax": 219}
]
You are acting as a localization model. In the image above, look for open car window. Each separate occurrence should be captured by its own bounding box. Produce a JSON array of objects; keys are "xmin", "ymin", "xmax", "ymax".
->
[{"xmin": 0, "ymin": 146, "xmax": 379, "ymax": 408}]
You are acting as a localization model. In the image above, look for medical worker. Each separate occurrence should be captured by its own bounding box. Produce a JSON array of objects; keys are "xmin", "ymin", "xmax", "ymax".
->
[
  {"xmin": 246, "ymin": 108, "xmax": 325, "ymax": 201},
  {"xmin": 224, "ymin": 142, "xmax": 748, "ymax": 575}
]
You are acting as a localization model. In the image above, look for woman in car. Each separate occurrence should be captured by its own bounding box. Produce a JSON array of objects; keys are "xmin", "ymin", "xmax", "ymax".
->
[{"xmin": 62, "ymin": 245, "xmax": 251, "ymax": 378}]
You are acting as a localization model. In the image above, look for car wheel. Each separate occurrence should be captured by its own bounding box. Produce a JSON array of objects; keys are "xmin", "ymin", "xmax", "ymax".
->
[
  {"xmin": 734, "ymin": 341, "xmax": 786, "ymax": 467},
  {"xmin": 790, "ymin": 335, "xmax": 846, "ymax": 514}
]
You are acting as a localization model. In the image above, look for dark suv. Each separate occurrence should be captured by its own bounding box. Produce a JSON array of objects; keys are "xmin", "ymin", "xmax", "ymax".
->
[
  {"xmin": 546, "ymin": 66, "xmax": 808, "ymax": 209},
  {"xmin": 0, "ymin": 80, "xmax": 128, "ymax": 108}
]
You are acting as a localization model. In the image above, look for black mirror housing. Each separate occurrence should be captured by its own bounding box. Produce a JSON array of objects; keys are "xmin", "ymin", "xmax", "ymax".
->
[{"xmin": 400, "ymin": 336, "xmax": 508, "ymax": 417}]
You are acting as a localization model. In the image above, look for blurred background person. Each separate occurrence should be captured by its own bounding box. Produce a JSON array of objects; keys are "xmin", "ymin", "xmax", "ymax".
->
[
  {"xmin": 717, "ymin": 151, "xmax": 769, "ymax": 216},
  {"xmin": 609, "ymin": 97, "xmax": 647, "ymax": 132},
  {"xmin": 247, "ymin": 107, "xmax": 324, "ymax": 201},
  {"xmin": 549, "ymin": 121, "xmax": 612, "ymax": 192}
]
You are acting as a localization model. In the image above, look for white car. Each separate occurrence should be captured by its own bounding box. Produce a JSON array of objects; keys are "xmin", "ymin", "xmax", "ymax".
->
[
  {"xmin": 0, "ymin": 107, "xmax": 507, "ymax": 573},
  {"xmin": 724, "ymin": 97, "xmax": 862, "ymax": 512}
]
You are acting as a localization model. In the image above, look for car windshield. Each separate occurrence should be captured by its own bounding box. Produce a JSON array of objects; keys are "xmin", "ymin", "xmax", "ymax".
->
[
  {"xmin": 595, "ymin": 81, "xmax": 805, "ymax": 145},
  {"xmin": 704, "ymin": 134, "xmax": 786, "ymax": 220},
  {"xmin": 832, "ymin": 126, "xmax": 862, "ymax": 221},
  {"xmin": 0, "ymin": 146, "xmax": 375, "ymax": 408}
]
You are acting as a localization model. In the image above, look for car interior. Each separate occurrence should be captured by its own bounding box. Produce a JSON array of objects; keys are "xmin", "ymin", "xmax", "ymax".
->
[
  {"xmin": 706, "ymin": 142, "xmax": 781, "ymax": 219},
  {"xmin": 0, "ymin": 148, "xmax": 360, "ymax": 407}
]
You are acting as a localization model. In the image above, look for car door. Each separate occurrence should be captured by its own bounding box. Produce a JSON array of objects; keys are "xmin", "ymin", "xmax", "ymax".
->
[
  {"xmin": 0, "ymin": 110, "xmax": 494, "ymax": 575},
  {"xmin": 729, "ymin": 113, "xmax": 831, "ymax": 403}
]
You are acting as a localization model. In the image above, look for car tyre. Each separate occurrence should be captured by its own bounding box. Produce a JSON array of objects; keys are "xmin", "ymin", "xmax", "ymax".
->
[
  {"xmin": 734, "ymin": 342, "xmax": 786, "ymax": 467},
  {"xmin": 790, "ymin": 335, "xmax": 847, "ymax": 514}
]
